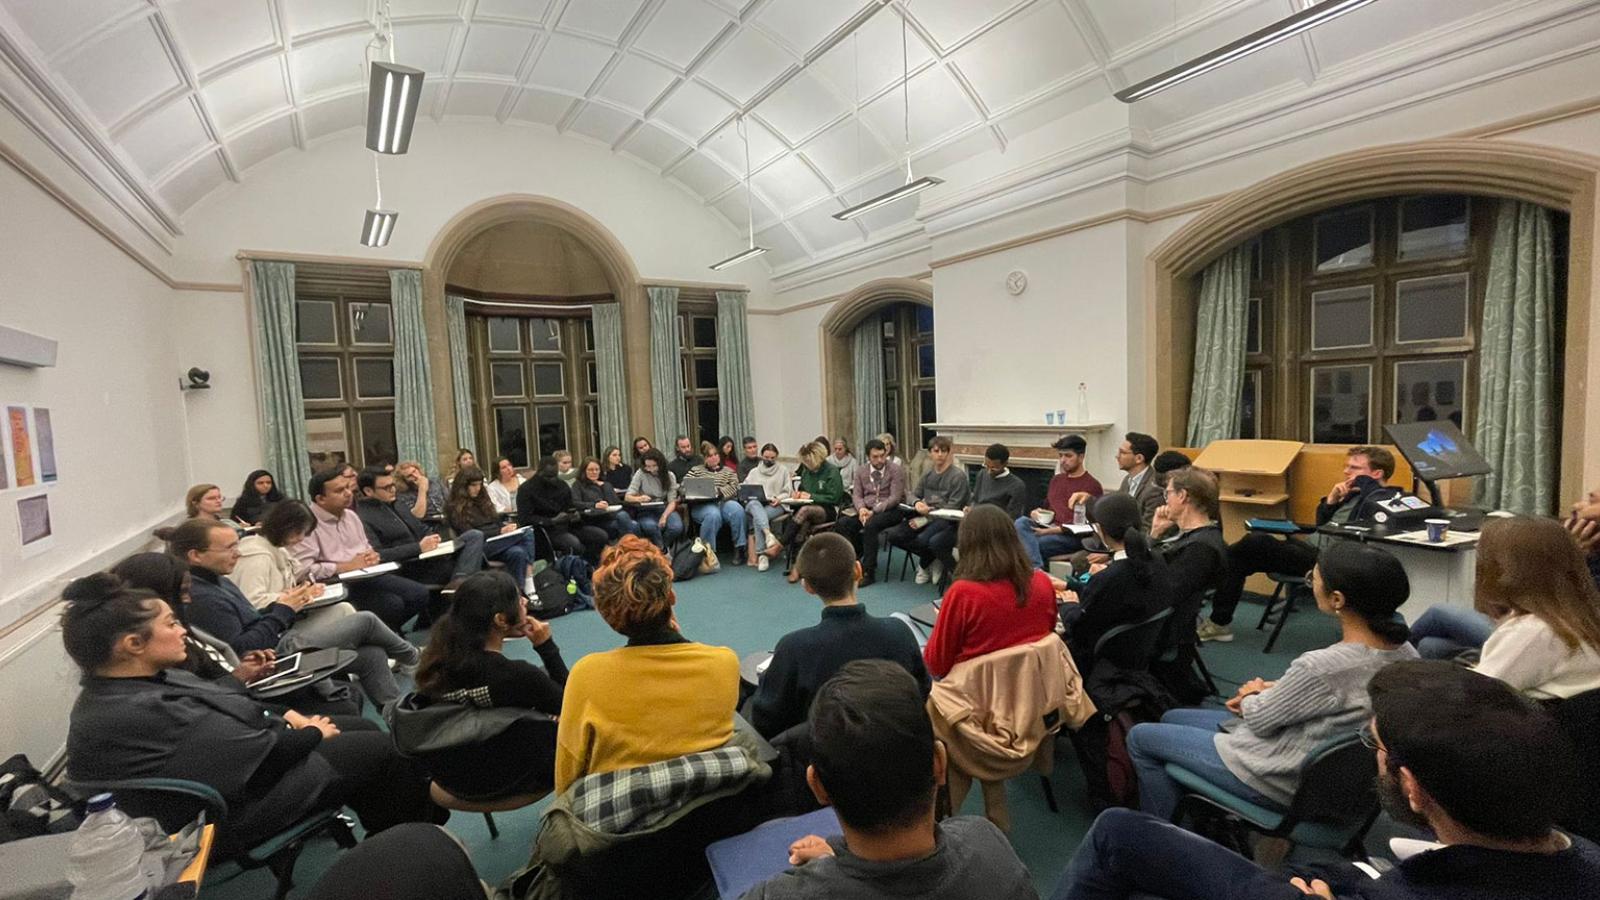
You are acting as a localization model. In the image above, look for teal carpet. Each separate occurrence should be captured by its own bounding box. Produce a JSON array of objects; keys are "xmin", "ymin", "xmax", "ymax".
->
[{"xmin": 201, "ymin": 561, "xmax": 1342, "ymax": 898}]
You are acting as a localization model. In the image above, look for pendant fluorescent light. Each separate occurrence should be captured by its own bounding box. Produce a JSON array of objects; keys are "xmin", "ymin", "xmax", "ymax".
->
[
  {"xmin": 366, "ymin": 61, "xmax": 424, "ymax": 153},
  {"xmin": 834, "ymin": 4, "xmax": 941, "ymax": 221},
  {"xmin": 709, "ymin": 117, "xmax": 768, "ymax": 270},
  {"xmin": 1115, "ymin": 0, "xmax": 1378, "ymax": 103},
  {"xmin": 360, "ymin": 209, "xmax": 398, "ymax": 247}
]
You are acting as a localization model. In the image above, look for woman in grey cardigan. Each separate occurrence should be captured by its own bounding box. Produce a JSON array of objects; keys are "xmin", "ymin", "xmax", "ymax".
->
[{"xmin": 1125, "ymin": 540, "xmax": 1418, "ymax": 819}]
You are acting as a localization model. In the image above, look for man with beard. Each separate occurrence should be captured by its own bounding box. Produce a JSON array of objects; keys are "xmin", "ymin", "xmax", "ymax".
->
[{"xmin": 1048, "ymin": 660, "xmax": 1599, "ymax": 899}]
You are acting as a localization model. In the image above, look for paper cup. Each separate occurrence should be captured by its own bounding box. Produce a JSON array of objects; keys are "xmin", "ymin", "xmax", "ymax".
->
[
  {"xmin": 1424, "ymin": 518, "xmax": 1450, "ymax": 542},
  {"xmin": 1033, "ymin": 510, "xmax": 1055, "ymax": 525}
]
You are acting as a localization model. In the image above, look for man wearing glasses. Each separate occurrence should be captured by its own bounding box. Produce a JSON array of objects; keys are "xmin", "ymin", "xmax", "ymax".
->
[
  {"xmin": 355, "ymin": 466, "xmax": 486, "ymax": 591},
  {"xmin": 1049, "ymin": 660, "xmax": 1599, "ymax": 899}
]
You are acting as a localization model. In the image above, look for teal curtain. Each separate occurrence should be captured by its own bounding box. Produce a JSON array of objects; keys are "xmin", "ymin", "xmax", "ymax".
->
[
  {"xmin": 247, "ymin": 260, "xmax": 313, "ymax": 500},
  {"xmin": 444, "ymin": 294, "xmax": 477, "ymax": 458},
  {"xmin": 852, "ymin": 318, "xmax": 885, "ymax": 452},
  {"xmin": 593, "ymin": 302, "xmax": 631, "ymax": 453},
  {"xmin": 716, "ymin": 290, "xmax": 755, "ymax": 445},
  {"xmin": 390, "ymin": 269, "xmax": 440, "ymax": 473},
  {"xmin": 648, "ymin": 286, "xmax": 685, "ymax": 448},
  {"xmin": 1474, "ymin": 202, "xmax": 1556, "ymax": 514},
  {"xmin": 1185, "ymin": 244, "xmax": 1252, "ymax": 446}
]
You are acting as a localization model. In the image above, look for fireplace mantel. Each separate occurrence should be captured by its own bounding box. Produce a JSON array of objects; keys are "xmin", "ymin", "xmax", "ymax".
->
[{"xmin": 925, "ymin": 421, "xmax": 1116, "ymax": 469}]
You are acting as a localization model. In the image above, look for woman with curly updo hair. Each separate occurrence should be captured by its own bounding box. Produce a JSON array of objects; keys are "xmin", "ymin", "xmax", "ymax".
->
[{"xmin": 553, "ymin": 535, "xmax": 738, "ymax": 791}]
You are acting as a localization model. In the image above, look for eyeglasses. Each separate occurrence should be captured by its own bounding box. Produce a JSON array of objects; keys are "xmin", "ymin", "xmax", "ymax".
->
[{"xmin": 1358, "ymin": 721, "xmax": 1381, "ymax": 751}]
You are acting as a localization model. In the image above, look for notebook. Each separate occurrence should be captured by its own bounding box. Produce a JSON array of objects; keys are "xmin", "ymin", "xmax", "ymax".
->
[{"xmin": 337, "ymin": 561, "xmax": 400, "ymax": 581}]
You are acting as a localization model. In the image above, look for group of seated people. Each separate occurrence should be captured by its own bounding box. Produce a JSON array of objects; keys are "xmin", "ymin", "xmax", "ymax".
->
[{"xmin": 59, "ymin": 432, "xmax": 1600, "ymax": 900}]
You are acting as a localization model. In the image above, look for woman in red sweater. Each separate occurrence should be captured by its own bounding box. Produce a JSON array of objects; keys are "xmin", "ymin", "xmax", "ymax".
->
[{"xmin": 924, "ymin": 504, "xmax": 1061, "ymax": 677}]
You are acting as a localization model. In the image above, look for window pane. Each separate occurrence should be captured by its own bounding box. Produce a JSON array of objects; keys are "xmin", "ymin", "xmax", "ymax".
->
[
  {"xmin": 487, "ymin": 317, "xmax": 521, "ymax": 353},
  {"xmin": 533, "ymin": 362, "xmax": 564, "ymax": 397},
  {"xmin": 299, "ymin": 357, "xmax": 342, "ymax": 400},
  {"xmin": 529, "ymin": 318, "xmax": 561, "ymax": 352},
  {"xmin": 696, "ymin": 398, "xmax": 719, "ymax": 446},
  {"xmin": 881, "ymin": 314, "xmax": 896, "ymax": 339},
  {"xmin": 695, "ymin": 357, "xmax": 718, "ymax": 390},
  {"xmin": 357, "ymin": 410, "xmax": 397, "ymax": 466},
  {"xmin": 914, "ymin": 305, "xmax": 934, "ymax": 335},
  {"xmin": 884, "ymin": 388, "xmax": 899, "ymax": 442},
  {"xmin": 682, "ymin": 357, "xmax": 693, "ymax": 391},
  {"xmin": 919, "ymin": 388, "xmax": 938, "ymax": 448},
  {"xmin": 692, "ymin": 316, "xmax": 717, "ymax": 349},
  {"xmin": 296, "ymin": 300, "xmax": 337, "ymax": 344},
  {"xmin": 1249, "ymin": 238, "xmax": 1264, "ymax": 281},
  {"xmin": 350, "ymin": 302, "xmax": 392, "ymax": 344},
  {"xmin": 917, "ymin": 343, "xmax": 935, "ymax": 379},
  {"xmin": 586, "ymin": 403, "xmax": 599, "ymax": 458},
  {"xmin": 586, "ymin": 361, "xmax": 598, "ymax": 395},
  {"xmin": 1314, "ymin": 207, "xmax": 1374, "ymax": 272},
  {"xmin": 1239, "ymin": 371, "xmax": 1260, "ymax": 440},
  {"xmin": 583, "ymin": 318, "xmax": 595, "ymax": 351},
  {"xmin": 1395, "ymin": 274, "xmax": 1469, "ymax": 343},
  {"xmin": 1394, "ymin": 358, "xmax": 1466, "ymax": 430},
  {"xmin": 1246, "ymin": 298, "xmax": 1262, "ymax": 355},
  {"xmin": 883, "ymin": 347, "xmax": 898, "ymax": 384},
  {"xmin": 495, "ymin": 407, "xmax": 529, "ymax": 467},
  {"xmin": 305, "ymin": 415, "xmax": 349, "ymax": 471},
  {"xmin": 491, "ymin": 362, "xmax": 524, "ymax": 398},
  {"xmin": 1311, "ymin": 285, "xmax": 1373, "ymax": 350},
  {"xmin": 535, "ymin": 406, "xmax": 567, "ymax": 458},
  {"xmin": 1399, "ymin": 196, "xmax": 1469, "ymax": 260},
  {"xmin": 354, "ymin": 358, "xmax": 394, "ymax": 399},
  {"xmin": 1310, "ymin": 364, "xmax": 1370, "ymax": 443}
]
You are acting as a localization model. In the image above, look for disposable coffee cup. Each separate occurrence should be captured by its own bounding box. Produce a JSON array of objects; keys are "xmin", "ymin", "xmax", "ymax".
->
[
  {"xmin": 1424, "ymin": 518, "xmax": 1450, "ymax": 542},
  {"xmin": 1034, "ymin": 510, "xmax": 1055, "ymax": 525}
]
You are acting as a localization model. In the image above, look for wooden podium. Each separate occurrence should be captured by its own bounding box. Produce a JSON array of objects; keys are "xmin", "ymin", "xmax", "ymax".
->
[{"xmin": 1193, "ymin": 440, "xmax": 1305, "ymax": 594}]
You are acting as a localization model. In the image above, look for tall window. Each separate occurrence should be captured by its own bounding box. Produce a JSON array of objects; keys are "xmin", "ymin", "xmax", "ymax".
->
[
  {"xmin": 679, "ymin": 299, "xmax": 720, "ymax": 446},
  {"xmin": 294, "ymin": 290, "xmax": 397, "ymax": 469},
  {"xmin": 467, "ymin": 311, "xmax": 596, "ymax": 467},
  {"xmin": 1235, "ymin": 195, "xmax": 1554, "ymax": 443},
  {"xmin": 878, "ymin": 302, "xmax": 936, "ymax": 452}
]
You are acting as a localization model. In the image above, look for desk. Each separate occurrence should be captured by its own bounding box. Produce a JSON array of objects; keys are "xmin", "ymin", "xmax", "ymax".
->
[
  {"xmin": 1316, "ymin": 525, "xmax": 1478, "ymax": 623},
  {"xmin": 739, "ymin": 650, "xmax": 774, "ymax": 689}
]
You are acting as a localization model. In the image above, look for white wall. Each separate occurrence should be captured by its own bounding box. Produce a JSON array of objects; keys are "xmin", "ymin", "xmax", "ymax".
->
[
  {"xmin": 0, "ymin": 158, "xmax": 188, "ymax": 763},
  {"xmin": 172, "ymin": 290, "xmax": 263, "ymax": 492}
]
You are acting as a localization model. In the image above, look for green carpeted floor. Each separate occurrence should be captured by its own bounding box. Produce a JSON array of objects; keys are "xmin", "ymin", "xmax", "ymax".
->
[{"xmin": 201, "ymin": 559, "xmax": 1343, "ymax": 899}]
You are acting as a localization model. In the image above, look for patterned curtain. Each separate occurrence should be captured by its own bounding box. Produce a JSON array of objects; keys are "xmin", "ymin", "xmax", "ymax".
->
[
  {"xmin": 715, "ymin": 290, "xmax": 755, "ymax": 445},
  {"xmin": 648, "ymin": 285, "xmax": 686, "ymax": 448},
  {"xmin": 593, "ymin": 302, "xmax": 631, "ymax": 454},
  {"xmin": 390, "ymin": 269, "xmax": 440, "ymax": 473},
  {"xmin": 246, "ymin": 260, "xmax": 313, "ymax": 499},
  {"xmin": 852, "ymin": 318, "xmax": 885, "ymax": 452},
  {"xmin": 1474, "ymin": 201, "xmax": 1556, "ymax": 514},
  {"xmin": 444, "ymin": 294, "xmax": 477, "ymax": 458},
  {"xmin": 1185, "ymin": 244, "xmax": 1252, "ymax": 447}
]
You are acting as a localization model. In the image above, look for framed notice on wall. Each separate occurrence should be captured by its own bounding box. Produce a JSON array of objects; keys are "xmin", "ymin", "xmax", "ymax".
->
[
  {"xmin": 16, "ymin": 491, "xmax": 52, "ymax": 557},
  {"xmin": 6, "ymin": 405, "xmax": 32, "ymax": 487},
  {"xmin": 33, "ymin": 407, "xmax": 56, "ymax": 483}
]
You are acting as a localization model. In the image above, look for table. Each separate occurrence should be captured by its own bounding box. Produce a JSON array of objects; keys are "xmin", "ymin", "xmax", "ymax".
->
[
  {"xmin": 739, "ymin": 650, "xmax": 774, "ymax": 689},
  {"xmin": 1316, "ymin": 524, "xmax": 1478, "ymax": 623}
]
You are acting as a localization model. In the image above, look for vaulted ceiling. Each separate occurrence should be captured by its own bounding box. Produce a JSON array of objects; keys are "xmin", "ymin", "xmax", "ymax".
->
[{"xmin": 0, "ymin": 0, "xmax": 1589, "ymax": 273}]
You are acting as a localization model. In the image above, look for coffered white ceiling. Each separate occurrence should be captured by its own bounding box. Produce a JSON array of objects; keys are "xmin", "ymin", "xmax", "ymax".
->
[{"xmin": 0, "ymin": 0, "xmax": 1592, "ymax": 272}]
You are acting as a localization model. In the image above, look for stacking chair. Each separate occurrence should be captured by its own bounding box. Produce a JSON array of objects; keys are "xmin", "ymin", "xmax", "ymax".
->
[{"xmin": 1257, "ymin": 572, "xmax": 1312, "ymax": 654}]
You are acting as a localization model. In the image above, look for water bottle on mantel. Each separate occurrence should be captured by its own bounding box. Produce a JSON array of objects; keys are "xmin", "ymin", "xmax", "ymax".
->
[
  {"xmin": 67, "ymin": 794, "xmax": 150, "ymax": 900},
  {"xmin": 1077, "ymin": 383, "xmax": 1089, "ymax": 424}
]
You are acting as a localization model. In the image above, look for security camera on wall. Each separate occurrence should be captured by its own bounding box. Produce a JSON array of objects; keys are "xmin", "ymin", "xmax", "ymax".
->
[{"xmin": 182, "ymin": 367, "xmax": 212, "ymax": 391}]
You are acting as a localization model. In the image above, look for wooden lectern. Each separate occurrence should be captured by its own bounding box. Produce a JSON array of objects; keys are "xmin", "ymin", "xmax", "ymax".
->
[{"xmin": 1193, "ymin": 440, "xmax": 1305, "ymax": 593}]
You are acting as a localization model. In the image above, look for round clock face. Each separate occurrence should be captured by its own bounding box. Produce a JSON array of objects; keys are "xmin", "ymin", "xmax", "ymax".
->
[{"xmin": 1006, "ymin": 270, "xmax": 1028, "ymax": 295}]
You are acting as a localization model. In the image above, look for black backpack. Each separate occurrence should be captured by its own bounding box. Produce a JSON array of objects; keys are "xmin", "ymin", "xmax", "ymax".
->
[
  {"xmin": 0, "ymin": 754, "xmax": 80, "ymax": 843},
  {"xmin": 528, "ymin": 564, "xmax": 588, "ymax": 619}
]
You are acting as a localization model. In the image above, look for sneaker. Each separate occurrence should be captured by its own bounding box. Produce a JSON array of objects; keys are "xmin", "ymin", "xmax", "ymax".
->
[
  {"xmin": 927, "ymin": 560, "xmax": 945, "ymax": 585},
  {"xmin": 757, "ymin": 555, "xmax": 770, "ymax": 572},
  {"xmin": 524, "ymin": 574, "xmax": 537, "ymax": 595},
  {"xmin": 914, "ymin": 565, "xmax": 930, "ymax": 585},
  {"xmin": 1196, "ymin": 618, "xmax": 1234, "ymax": 642}
]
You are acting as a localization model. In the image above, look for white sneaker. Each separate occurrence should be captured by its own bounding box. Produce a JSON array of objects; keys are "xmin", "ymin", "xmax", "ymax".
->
[
  {"xmin": 914, "ymin": 564, "xmax": 930, "ymax": 584},
  {"xmin": 927, "ymin": 560, "xmax": 945, "ymax": 584},
  {"xmin": 524, "ymin": 574, "xmax": 537, "ymax": 595},
  {"xmin": 757, "ymin": 555, "xmax": 770, "ymax": 572}
]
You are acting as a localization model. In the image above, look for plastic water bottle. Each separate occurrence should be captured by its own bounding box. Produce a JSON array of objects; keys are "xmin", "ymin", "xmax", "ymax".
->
[
  {"xmin": 1073, "ymin": 502, "xmax": 1088, "ymax": 525},
  {"xmin": 66, "ymin": 794, "xmax": 149, "ymax": 900}
]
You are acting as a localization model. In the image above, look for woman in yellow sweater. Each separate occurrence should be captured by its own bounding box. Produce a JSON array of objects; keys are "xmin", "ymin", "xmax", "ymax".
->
[{"xmin": 554, "ymin": 535, "xmax": 739, "ymax": 792}]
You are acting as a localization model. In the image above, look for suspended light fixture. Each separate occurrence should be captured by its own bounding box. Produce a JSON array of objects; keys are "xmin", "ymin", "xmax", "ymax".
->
[
  {"xmin": 363, "ymin": 1, "xmax": 423, "ymax": 154},
  {"xmin": 835, "ymin": 3, "xmax": 941, "ymax": 222},
  {"xmin": 359, "ymin": 147, "xmax": 397, "ymax": 247},
  {"xmin": 1115, "ymin": 0, "xmax": 1378, "ymax": 103},
  {"xmin": 709, "ymin": 117, "xmax": 769, "ymax": 270}
]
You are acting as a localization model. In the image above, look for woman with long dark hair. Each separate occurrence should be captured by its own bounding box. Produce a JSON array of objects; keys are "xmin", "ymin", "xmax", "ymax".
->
[
  {"xmin": 1126, "ymin": 540, "xmax": 1419, "ymax": 820},
  {"xmin": 1059, "ymin": 493, "xmax": 1172, "ymax": 670},
  {"xmin": 231, "ymin": 470, "xmax": 284, "ymax": 525},
  {"xmin": 601, "ymin": 445, "xmax": 633, "ymax": 494},
  {"xmin": 921, "ymin": 505, "xmax": 1060, "ymax": 678},
  {"xmin": 412, "ymin": 571, "xmax": 568, "ymax": 796},
  {"xmin": 573, "ymin": 456, "xmax": 638, "ymax": 540},
  {"xmin": 485, "ymin": 457, "xmax": 524, "ymax": 515},
  {"xmin": 448, "ymin": 467, "xmax": 538, "ymax": 593},
  {"xmin": 623, "ymin": 448, "xmax": 684, "ymax": 549}
]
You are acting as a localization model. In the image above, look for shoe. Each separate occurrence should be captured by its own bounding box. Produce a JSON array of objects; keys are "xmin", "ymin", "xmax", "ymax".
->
[
  {"xmin": 914, "ymin": 565, "xmax": 930, "ymax": 585},
  {"xmin": 524, "ymin": 574, "xmax": 537, "ymax": 595},
  {"xmin": 757, "ymin": 555, "xmax": 770, "ymax": 572},
  {"xmin": 786, "ymin": 567, "xmax": 800, "ymax": 584},
  {"xmin": 927, "ymin": 560, "xmax": 945, "ymax": 584},
  {"xmin": 1196, "ymin": 618, "xmax": 1234, "ymax": 642},
  {"xmin": 764, "ymin": 538, "xmax": 784, "ymax": 559},
  {"xmin": 392, "ymin": 660, "xmax": 419, "ymax": 678}
]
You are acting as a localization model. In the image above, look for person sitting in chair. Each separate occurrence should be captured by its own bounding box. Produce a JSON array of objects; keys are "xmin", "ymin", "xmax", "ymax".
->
[{"xmin": 1058, "ymin": 493, "xmax": 1172, "ymax": 673}]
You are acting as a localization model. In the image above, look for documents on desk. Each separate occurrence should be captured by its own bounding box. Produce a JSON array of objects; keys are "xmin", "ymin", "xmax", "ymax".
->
[
  {"xmin": 417, "ymin": 539, "xmax": 456, "ymax": 559},
  {"xmin": 337, "ymin": 561, "xmax": 400, "ymax": 581}
]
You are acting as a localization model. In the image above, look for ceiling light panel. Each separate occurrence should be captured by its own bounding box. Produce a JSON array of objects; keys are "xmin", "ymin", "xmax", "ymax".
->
[
  {"xmin": 457, "ymin": 24, "xmax": 539, "ymax": 79},
  {"xmin": 56, "ymin": 18, "xmax": 183, "ymax": 126},
  {"xmin": 633, "ymin": 0, "xmax": 732, "ymax": 70}
]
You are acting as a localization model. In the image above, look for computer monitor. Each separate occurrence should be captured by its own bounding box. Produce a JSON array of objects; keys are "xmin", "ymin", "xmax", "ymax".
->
[{"xmin": 1383, "ymin": 420, "xmax": 1492, "ymax": 482}]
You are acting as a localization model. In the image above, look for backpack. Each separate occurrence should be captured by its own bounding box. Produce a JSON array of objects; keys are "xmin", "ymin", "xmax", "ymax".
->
[
  {"xmin": 1067, "ymin": 710, "xmax": 1146, "ymax": 812},
  {"xmin": 670, "ymin": 539, "xmax": 718, "ymax": 582},
  {"xmin": 0, "ymin": 754, "xmax": 81, "ymax": 843},
  {"xmin": 554, "ymin": 554, "xmax": 595, "ymax": 603},
  {"xmin": 528, "ymin": 565, "xmax": 581, "ymax": 619}
]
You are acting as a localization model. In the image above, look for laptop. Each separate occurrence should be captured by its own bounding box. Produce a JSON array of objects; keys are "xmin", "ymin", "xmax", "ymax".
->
[
  {"xmin": 681, "ymin": 476, "xmax": 719, "ymax": 502},
  {"xmin": 737, "ymin": 484, "xmax": 767, "ymax": 504}
]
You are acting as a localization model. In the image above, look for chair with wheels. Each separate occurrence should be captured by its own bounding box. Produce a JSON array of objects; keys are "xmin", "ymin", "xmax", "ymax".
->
[
  {"xmin": 1165, "ymin": 733, "xmax": 1378, "ymax": 861},
  {"xmin": 1257, "ymin": 572, "xmax": 1311, "ymax": 654},
  {"xmin": 63, "ymin": 776, "xmax": 357, "ymax": 900}
]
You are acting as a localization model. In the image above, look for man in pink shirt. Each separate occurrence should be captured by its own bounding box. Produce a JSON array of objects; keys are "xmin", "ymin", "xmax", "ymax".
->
[
  {"xmin": 1014, "ymin": 434, "xmax": 1103, "ymax": 570},
  {"xmin": 293, "ymin": 468, "xmax": 430, "ymax": 632}
]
